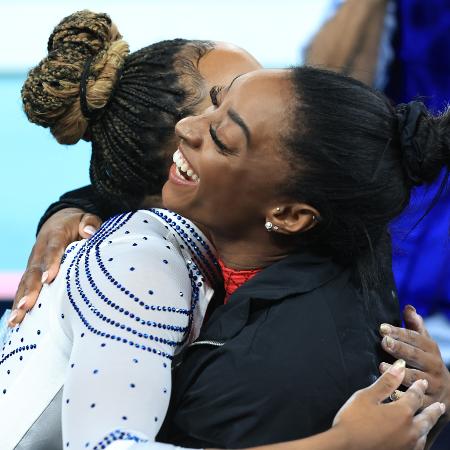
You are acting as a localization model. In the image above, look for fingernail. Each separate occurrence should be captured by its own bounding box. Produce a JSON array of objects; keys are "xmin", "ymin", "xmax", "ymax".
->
[
  {"xmin": 440, "ymin": 403, "xmax": 446, "ymax": 414},
  {"xmin": 83, "ymin": 225, "xmax": 97, "ymax": 236},
  {"xmin": 8, "ymin": 310, "xmax": 18, "ymax": 326},
  {"xmin": 41, "ymin": 271, "xmax": 49, "ymax": 284},
  {"xmin": 405, "ymin": 304, "xmax": 416, "ymax": 313},
  {"xmin": 380, "ymin": 362, "xmax": 389, "ymax": 372},
  {"xmin": 389, "ymin": 359, "xmax": 405, "ymax": 375},
  {"xmin": 384, "ymin": 335, "xmax": 395, "ymax": 349},
  {"xmin": 17, "ymin": 296, "xmax": 28, "ymax": 309},
  {"xmin": 421, "ymin": 379, "xmax": 428, "ymax": 390},
  {"xmin": 380, "ymin": 323, "xmax": 391, "ymax": 335}
]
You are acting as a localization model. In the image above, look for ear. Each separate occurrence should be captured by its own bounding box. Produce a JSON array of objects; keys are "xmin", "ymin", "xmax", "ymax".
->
[{"xmin": 266, "ymin": 203, "xmax": 320, "ymax": 234}]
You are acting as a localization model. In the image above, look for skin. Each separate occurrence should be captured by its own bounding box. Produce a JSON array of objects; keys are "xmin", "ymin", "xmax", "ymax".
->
[
  {"xmin": 11, "ymin": 42, "xmax": 262, "ymax": 324},
  {"xmin": 8, "ymin": 45, "xmax": 448, "ymax": 450},
  {"xmin": 305, "ymin": 0, "xmax": 389, "ymax": 86},
  {"xmin": 163, "ymin": 70, "xmax": 318, "ymax": 269}
]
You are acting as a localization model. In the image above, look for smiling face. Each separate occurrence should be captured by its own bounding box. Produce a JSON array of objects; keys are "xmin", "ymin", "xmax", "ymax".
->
[{"xmin": 162, "ymin": 69, "xmax": 298, "ymax": 239}]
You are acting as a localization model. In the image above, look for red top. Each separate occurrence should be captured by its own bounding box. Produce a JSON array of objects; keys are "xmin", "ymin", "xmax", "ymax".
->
[{"xmin": 218, "ymin": 259, "xmax": 262, "ymax": 304}]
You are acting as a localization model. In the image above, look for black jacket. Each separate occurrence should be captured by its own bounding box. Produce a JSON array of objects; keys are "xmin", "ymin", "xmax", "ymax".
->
[
  {"xmin": 41, "ymin": 187, "xmax": 400, "ymax": 447},
  {"xmin": 36, "ymin": 185, "xmax": 121, "ymax": 235},
  {"xmin": 157, "ymin": 251, "xmax": 400, "ymax": 448}
]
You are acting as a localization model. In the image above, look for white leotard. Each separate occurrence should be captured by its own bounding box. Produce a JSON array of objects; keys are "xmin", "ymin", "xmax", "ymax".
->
[{"xmin": 0, "ymin": 209, "xmax": 220, "ymax": 450}]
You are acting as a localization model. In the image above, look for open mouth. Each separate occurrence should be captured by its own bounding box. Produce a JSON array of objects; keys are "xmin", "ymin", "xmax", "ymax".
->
[{"xmin": 172, "ymin": 149, "xmax": 200, "ymax": 182}]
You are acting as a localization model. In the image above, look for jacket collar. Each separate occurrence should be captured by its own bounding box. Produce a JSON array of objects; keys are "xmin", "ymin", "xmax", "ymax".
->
[{"xmin": 197, "ymin": 251, "xmax": 344, "ymax": 342}]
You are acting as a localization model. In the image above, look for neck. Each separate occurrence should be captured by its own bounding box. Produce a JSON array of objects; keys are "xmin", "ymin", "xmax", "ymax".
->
[{"xmin": 209, "ymin": 230, "xmax": 292, "ymax": 270}]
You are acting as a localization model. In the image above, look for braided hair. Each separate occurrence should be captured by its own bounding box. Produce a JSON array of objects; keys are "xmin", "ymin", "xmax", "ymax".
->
[{"xmin": 22, "ymin": 10, "xmax": 214, "ymax": 209}]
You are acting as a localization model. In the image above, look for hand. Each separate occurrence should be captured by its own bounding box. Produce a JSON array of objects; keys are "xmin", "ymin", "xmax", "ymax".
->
[
  {"xmin": 333, "ymin": 360, "xmax": 445, "ymax": 450},
  {"xmin": 379, "ymin": 305, "xmax": 450, "ymax": 422},
  {"xmin": 10, "ymin": 208, "xmax": 102, "ymax": 326}
]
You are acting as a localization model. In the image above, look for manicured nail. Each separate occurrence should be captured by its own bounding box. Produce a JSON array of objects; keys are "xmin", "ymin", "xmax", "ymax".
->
[
  {"xmin": 83, "ymin": 225, "xmax": 97, "ymax": 236},
  {"xmin": 380, "ymin": 323, "xmax": 391, "ymax": 335},
  {"xmin": 41, "ymin": 271, "xmax": 49, "ymax": 284},
  {"xmin": 17, "ymin": 296, "xmax": 28, "ymax": 309},
  {"xmin": 440, "ymin": 403, "xmax": 446, "ymax": 414},
  {"xmin": 389, "ymin": 359, "xmax": 405, "ymax": 375},
  {"xmin": 8, "ymin": 310, "xmax": 18, "ymax": 326},
  {"xmin": 384, "ymin": 335, "xmax": 395, "ymax": 349}
]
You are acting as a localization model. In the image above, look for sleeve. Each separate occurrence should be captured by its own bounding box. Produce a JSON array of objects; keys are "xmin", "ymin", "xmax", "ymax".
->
[
  {"xmin": 60, "ymin": 216, "xmax": 193, "ymax": 450},
  {"xmin": 36, "ymin": 185, "xmax": 126, "ymax": 235}
]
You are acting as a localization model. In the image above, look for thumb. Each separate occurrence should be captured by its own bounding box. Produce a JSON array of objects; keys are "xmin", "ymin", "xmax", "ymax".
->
[
  {"xmin": 366, "ymin": 359, "xmax": 406, "ymax": 403},
  {"xmin": 78, "ymin": 214, "xmax": 102, "ymax": 239}
]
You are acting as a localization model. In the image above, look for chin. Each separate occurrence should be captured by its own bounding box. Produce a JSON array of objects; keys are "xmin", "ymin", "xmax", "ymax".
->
[{"xmin": 162, "ymin": 182, "xmax": 188, "ymax": 216}]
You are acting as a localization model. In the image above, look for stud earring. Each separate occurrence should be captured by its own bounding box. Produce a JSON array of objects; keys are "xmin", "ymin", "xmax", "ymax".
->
[
  {"xmin": 265, "ymin": 222, "xmax": 280, "ymax": 232},
  {"xmin": 276, "ymin": 207, "xmax": 281, "ymax": 212}
]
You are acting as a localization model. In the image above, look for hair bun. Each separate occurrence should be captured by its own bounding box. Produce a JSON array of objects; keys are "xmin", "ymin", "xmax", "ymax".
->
[
  {"xmin": 396, "ymin": 101, "xmax": 450, "ymax": 186},
  {"xmin": 47, "ymin": 10, "xmax": 117, "ymax": 54},
  {"xmin": 22, "ymin": 10, "xmax": 129, "ymax": 144}
]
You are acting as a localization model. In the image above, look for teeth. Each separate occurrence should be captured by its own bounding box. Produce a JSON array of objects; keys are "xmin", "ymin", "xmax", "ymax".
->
[{"xmin": 172, "ymin": 149, "xmax": 199, "ymax": 182}]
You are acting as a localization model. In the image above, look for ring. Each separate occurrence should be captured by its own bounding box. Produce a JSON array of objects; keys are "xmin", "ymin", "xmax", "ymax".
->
[{"xmin": 390, "ymin": 390, "xmax": 403, "ymax": 401}]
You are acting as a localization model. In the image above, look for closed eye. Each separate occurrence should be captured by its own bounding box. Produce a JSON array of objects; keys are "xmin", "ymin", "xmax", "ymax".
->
[{"xmin": 209, "ymin": 125, "xmax": 235, "ymax": 156}]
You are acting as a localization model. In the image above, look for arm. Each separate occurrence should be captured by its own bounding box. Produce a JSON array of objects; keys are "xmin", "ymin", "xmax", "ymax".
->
[
  {"xmin": 305, "ymin": 0, "xmax": 389, "ymax": 85},
  {"xmin": 36, "ymin": 185, "xmax": 105, "ymax": 235},
  {"xmin": 379, "ymin": 305, "xmax": 450, "ymax": 449},
  {"xmin": 115, "ymin": 361, "xmax": 443, "ymax": 450}
]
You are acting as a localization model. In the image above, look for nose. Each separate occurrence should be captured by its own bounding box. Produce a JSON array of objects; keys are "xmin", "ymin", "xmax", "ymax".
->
[{"xmin": 175, "ymin": 115, "xmax": 203, "ymax": 149}]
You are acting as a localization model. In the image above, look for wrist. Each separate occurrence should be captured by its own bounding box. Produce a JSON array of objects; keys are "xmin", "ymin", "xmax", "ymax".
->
[{"xmin": 323, "ymin": 425, "xmax": 352, "ymax": 450}]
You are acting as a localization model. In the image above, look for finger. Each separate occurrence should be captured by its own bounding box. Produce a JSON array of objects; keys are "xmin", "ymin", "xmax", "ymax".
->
[
  {"xmin": 40, "ymin": 238, "xmax": 68, "ymax": 283},
  {"xmin": 366, "ymin": 359, "xmax": 406, "ymax": 402},
  {"xmin": 11, "ymin": 266, "xmax": 44, "ymax": 315},
  {"xmin": 78, "ymin": 214, "xmax": 102, "ymax": 239},
  {"xmin": 381, "ymin": 335, "xmax": 429, "ymax": 371},
  {"xmin": 380, "ymin": 362, "xmax": 429, "ymax": 390},
  {"xmin": 390, "ymin": 389, "xmax": 404, "ymax": 402},
  {"xmin": 403, "ymin": 305, "xmax": 430, "ymax": 338},
  {"xmin": 413, "ymin": 402, "xmax": 446, "ymax": 441},
  {"xmin": 400, "ymin": 379, "xmax": 427, "ymax": 413},
  {"xmin": 380, "ymin": 323, "xmax": 431, "ymax": 351},
  {"xmin": 412, "ymin": 435, "xmax": 427, "ymax": 450}
]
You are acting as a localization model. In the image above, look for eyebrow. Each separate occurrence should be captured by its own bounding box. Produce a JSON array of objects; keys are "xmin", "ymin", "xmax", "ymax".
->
[{"xmin": 228, "ymin": 108, "xmax": 251, "ymax": 145}]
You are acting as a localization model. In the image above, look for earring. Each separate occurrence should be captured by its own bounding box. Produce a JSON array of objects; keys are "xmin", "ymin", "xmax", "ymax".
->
[
  {"xmin": 276, "ymin": 207, "xmax": 281, "ymax": 212},
  {"xmin": 265, "ymin": 221, "xmax": 274, "ymax": 231},
  {"xmin": 265, "ymin": 222, "xmax": 280, "ymax": 232}
]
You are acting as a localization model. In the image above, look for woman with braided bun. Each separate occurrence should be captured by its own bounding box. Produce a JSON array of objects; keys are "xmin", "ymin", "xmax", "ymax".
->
[{"xmin": 2, "ymin": 8, "xmax": 449, "ymax": 450}]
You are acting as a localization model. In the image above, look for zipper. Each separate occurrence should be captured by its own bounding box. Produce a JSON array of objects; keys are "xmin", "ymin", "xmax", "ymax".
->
[{"xmin": 188, "ymin": 339, "xmax": 225, "ymax": 348}]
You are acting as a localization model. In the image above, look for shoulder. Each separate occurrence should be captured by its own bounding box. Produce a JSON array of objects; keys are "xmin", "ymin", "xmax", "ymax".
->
[{"xmin": 64, "ymin": 211, "xmax": 192, "ymax": 305}]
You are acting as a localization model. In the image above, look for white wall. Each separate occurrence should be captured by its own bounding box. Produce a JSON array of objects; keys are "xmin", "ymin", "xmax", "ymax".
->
[{"xmin": 1, "ymin": 0, "xmax": 337, "ymax": 71}]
